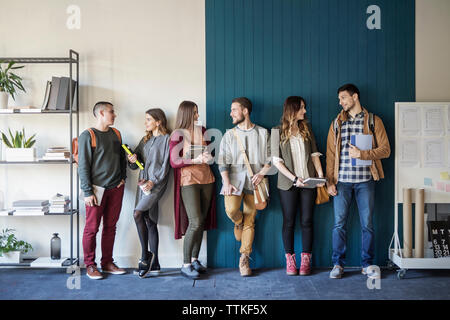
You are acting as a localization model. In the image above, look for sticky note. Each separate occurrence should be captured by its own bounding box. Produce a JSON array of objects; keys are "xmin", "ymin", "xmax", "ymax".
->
[
  {"xmin": 437, "ymin": 182, "xmax": 445, "ymax": 191},
  {"xmin": 424, "ymin": 178, "xmax": 433, "ymax": 186},
  {"xmin": 440, "ymin": 172, "xmax": 450, "ymax": 180},
  {"xmin": 446, "ymin": 184, "xmax": 450, "ymax": 193}
]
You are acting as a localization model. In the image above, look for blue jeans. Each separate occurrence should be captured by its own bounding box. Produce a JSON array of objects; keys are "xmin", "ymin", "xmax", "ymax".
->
[{"xmin": 332, "ymin": 180, "xmax": 375, "ymax": 268}]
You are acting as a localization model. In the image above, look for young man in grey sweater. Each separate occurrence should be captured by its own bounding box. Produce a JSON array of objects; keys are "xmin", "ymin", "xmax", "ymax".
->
[
  {"xmin": 218, "ymin": 97, "xmax": 271, "ymax": 276},
  {"xmin": 78, "ymin": 101, "xmax": 127, "ymax": 280}
]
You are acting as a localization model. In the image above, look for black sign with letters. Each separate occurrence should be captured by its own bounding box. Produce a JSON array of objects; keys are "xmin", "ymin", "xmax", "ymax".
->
[{"xmin": 428, "ymin": 221, "xmax": 450, "ymax": 258}]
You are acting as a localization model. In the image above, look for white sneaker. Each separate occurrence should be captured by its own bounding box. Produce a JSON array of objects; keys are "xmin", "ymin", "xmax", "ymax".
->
[
  {"xmin": 362, "ymin": 265, "xmax": 381, "ymax": 279},
  {"xmin": 329, "ymin": 265, "xmax": 344, "ymax": 279}
]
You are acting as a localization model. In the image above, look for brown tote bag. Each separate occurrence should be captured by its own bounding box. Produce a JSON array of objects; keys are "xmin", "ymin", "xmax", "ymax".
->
[
  {"xmin": 315, "ymin": 185, "xmax": 329, "ymax": 205},
  {"xmin": 233, "ymin": 128, "xmax": 269, "ymax": 210}
]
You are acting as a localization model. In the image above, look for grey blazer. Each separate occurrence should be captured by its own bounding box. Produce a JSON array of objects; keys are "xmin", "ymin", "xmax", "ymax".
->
[{"xmin": 273, "ymin": 123, "xmax": 321, "ymax": 190}]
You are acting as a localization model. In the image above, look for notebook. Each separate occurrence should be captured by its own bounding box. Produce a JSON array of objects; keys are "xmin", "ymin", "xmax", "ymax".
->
[{"xmin": 350, "ymin": 134, "xmax": 373, "ymax": 166}]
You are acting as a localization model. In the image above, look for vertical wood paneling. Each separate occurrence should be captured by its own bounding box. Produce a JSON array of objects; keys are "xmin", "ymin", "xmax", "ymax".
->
[{"xmin": 206, "ymin": 0, "xmax": 415, "ymax": 267}]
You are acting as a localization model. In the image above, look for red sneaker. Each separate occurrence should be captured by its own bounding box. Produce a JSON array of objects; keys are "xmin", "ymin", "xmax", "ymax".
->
[
  {"xmin": 299, "ymin": 253, "xmax": 312, "ymax": 276},
  {"xmin": 285, "ymin": 253, "xmax": 298, "ymax": 276}
]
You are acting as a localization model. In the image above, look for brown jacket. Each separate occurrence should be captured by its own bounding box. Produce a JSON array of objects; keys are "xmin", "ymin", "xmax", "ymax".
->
[{"xmin": 326, "ymin": 107, "xmax": 391, "ymax": 185}]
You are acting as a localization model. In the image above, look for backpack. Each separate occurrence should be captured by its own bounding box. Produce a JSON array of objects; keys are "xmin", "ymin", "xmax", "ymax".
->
[
  {"xmin": 334, "ymin": 112, "xmax": 376, "ymax": 147},
  {"xmin": 72, "ymin": 127, "xmax": 122, "ymax": 164}
]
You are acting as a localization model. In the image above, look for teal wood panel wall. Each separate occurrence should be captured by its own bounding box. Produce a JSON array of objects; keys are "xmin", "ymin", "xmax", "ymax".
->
[{"xmin": 206, "ymin": 0, "xmax": 415, "ymax": 267}]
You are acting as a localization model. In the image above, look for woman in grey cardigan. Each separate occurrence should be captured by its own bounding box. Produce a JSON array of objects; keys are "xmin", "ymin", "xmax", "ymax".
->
[
  {"xmin": 127, "ymin": 108, "xmax": 171, "ymax": 278},
  {"xmin": 273, "ymin": 96, "xmax": 325, "ymax": 277}
]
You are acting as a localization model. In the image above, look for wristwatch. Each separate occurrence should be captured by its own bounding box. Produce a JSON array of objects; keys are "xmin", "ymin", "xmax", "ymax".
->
[{"xmin": 293, "ymin": 176, "xmax": 298, "ymax": 186}]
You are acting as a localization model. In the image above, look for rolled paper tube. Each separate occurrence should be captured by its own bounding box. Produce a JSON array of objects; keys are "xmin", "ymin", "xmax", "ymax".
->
[
  {"xmin": 424, "ymin": 213, "xmax": 430, "ymax": 255},
  {"xmin": 414, "ymin": 188, "xmax": 425, "ymax": 258},
  {"xmin": 403, "ymin": 188, "xmax": 413, "ymax": 258}
]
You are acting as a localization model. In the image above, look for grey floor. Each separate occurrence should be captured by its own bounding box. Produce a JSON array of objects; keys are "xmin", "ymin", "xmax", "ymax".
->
[{"xmin": 1, "ymin": 267, "xmax": 450, "ymax": 300}]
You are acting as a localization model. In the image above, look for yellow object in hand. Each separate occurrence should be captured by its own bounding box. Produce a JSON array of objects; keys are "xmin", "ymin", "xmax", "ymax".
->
[{"xmin": 122, "ymin": 144, "xmax": 144, "ymax": 170}]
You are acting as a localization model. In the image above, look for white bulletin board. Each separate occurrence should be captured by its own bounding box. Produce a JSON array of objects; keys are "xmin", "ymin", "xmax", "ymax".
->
[{"xmin": 396, "ymin": 102, "xmax": 450, "ymax": 204}]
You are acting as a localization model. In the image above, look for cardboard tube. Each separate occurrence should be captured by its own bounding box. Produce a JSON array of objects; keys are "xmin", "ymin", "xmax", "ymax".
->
[
  {"xmin": 424, "ymin": 213, "xmax": 430, "ymax": 252},
  {"xmin": 414, "ymin": 188, "xmax": 425, "ymax": 258},
  {"xmin": 403, "ymin": 188, "xmax": 412, "ymax": 258}
]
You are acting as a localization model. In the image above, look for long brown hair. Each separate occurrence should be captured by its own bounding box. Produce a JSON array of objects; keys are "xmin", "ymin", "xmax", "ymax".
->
[
  {"xmin": 280, "ymin": 96, "xmax": 310, "ymax": 144},
  {"xmin": 143, "ymin": 108, "xmax": 170, "ymax": 142},
  {"xmin": 175, "ymin": 100, "xmax": 197, "ymax": 130}
]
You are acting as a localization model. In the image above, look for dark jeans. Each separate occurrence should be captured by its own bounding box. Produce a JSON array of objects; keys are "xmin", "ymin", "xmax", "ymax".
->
[
  {"xmin": 332, "ymin": 180, "xmax": 375, "ymax": 268},
  {"xmin": 279, "ymin": 187, "xmax": 317, "ymax": 254},
  {"xmin": 82, "ymin": 184, "xmax": 124, "ymax": 267},
  {"xmin": 181, "ymin": 183, "xmax": 214, "ymax": 264}
]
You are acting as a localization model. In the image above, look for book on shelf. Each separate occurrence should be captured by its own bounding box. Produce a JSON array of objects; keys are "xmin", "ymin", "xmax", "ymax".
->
[
  {"xmin": 50, "ymin": 194, "xmax": 69, "ymax": 206},
  {"xmin": 11, "ymin": 206, "xmax": 49, "ymax": 211},
  {"xmin": 48, "ymin": 207, "xmax": 70, "ymax": 214},
  {"xmin": 47, "ymin": 76, "xmax": 60, "ymax": 110},
  {"xmin": 41, "ymin": 80, "xmax": 52, "ymax": 110},
  {"xmin": 19, "ymin": 108, "xmax": 41, "ymax": 113},
  {"xmin": 40, "ymin": 147, "xmax": 71, "ymax": 161},
  {"xmin": 50, "ymin": 193, "xmax": 70, "ymax": 201},
  {"xmin": 47, "ymin": 148, "xmax": 70, "ymax": 152},
  {"xmin": 44, "ymin": 152, "xmax": 70, "ymax": 157},
  {"xmin": 12, "ymin": 200, "xmax": 49, "ymax": 207},
  {"xmin": 56, "ymin": 77, "xmax": 77, "ymax": 110},
  {"xmin": 0, "ymin": 106, "xmax": 41, "ymax": 113},
  {"xmin": 13, "ymin": 210, "xmax": 48, "ymax": 216}
]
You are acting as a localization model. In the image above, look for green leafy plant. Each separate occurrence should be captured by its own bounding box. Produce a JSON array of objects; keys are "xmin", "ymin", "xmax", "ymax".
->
[
  {"xmin": 0, "ymin": 60, "xmax": 26, "ymax": 100},
  {"xmin": 1, "ymin": 128, "xmax": 36, "ymax": 148},
  {"xmin": 0, "ymin": 228, "xmax": 33, "ymax": 256}
]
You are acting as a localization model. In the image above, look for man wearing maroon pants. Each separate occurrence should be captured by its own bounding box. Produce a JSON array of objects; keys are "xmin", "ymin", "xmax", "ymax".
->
[{"xmin": 78, "ymin": 101, "xmax": 127, "ymax": 280}]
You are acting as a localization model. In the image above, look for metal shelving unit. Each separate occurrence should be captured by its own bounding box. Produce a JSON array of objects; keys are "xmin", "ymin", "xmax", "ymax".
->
[{"xmin": 0, "ymin": 50, "xmax": 80, "ymax": 268}]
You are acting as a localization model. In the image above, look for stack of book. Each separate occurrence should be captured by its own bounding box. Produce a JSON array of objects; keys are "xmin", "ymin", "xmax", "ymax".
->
[
  {"xmin": 48, "ymin": 194, "xmax": 70, "ymax": 214},
  {"xmin": 12, "ymin": 200, "xmax": 49, "ymax": 216},
  {"xmin": 43, "ymin": 76, "xmax": 77, "ymax": 111},
  {"xmin": 41, "ymin": 147, "xmax": 70, "ymax": 161}
]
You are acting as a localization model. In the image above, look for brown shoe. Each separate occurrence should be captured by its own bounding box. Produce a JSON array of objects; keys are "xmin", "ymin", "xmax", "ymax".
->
[
  {"xmin": 239, "ymin": 254, "xmax": 252, "ymax": 277},
  {"xmin": 86, "ymin": 265, "xmax": 103, "ymax": 280},
  {"xmin": 101, "ymin": 262, "xmax": 126, "ymax": 275},
  {"xmin": 234, "ymin": 223, "xmax": 244, "ymax": 241}
]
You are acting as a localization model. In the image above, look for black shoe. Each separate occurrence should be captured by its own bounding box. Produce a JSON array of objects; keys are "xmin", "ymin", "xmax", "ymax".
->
[
  {"xmin": 180, "ymin": 264, "xmax": 200, "ymax": 279},
  {"xmin": 191, "ymin": 259, "xmax": 207, "ymax": 273},
  {"xmin": 150, "ymin": 254, "xmax": 161, "ymax": 274},
  {"xmin": 138, "ymin": 252, "xmax": 153, "ymax": 278}
]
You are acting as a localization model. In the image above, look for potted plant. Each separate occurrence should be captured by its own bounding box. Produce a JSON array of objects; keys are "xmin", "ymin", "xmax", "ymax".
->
[
  {"xmin": 0, "ymin": 60, "xmax": 26, "ymax": 109},
  {"xmin": 0, "ymin": 128, "xmax": 37, "ymax": 161},
  {"xmin": 0, "ymin": 228, "xmax": 33, "ymax": 264}
]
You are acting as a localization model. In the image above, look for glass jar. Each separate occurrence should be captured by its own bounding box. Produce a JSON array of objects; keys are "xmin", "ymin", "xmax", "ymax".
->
[{"xmin": 51, "ymin": 233, "xmax": 61, "ymax": 260}]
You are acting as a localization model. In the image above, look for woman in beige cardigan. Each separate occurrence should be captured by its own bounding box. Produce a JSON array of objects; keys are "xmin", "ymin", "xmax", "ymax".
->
[{"xmin": 272, "ymin": 96, "xmax": 325, "ymax": 276}]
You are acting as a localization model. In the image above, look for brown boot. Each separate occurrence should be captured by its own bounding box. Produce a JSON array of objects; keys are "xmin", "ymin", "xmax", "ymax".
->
[
  {"xmin": 101, "ymin": 262, "xmax": 126, "ymax": 275},
  {"xmin": 239, "ymin": 253, "xmax": 252, "ymax": 277},
  {"xmin": 234, "ymin": 223, "xmax": 244, "ymax": 241},
  {"xmin": 86, "ymin": 265, "xmax": 103, "ymax": 280}
]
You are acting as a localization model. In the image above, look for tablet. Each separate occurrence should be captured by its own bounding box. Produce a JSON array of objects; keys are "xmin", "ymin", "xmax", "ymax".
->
[{"xmin": 302, "ymin": 177, "xmax": 326, "ymax": 187}]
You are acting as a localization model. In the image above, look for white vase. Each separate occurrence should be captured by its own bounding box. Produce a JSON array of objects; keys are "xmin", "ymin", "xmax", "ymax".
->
[
  {"xmin": 0, "ymin": 251, "xmax": 22, "ymax": 264},
  {"xmin": 0, "ymin": 91, "xmax": 8, "ymax": 109},
  {"xmin": 5, "ymin": 147, "xmax": 36, "ymax": 162}
]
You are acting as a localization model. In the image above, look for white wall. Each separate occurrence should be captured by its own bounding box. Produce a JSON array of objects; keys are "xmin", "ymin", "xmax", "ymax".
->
[
  {"xmin": 0, "ymin": 0, "xmax": 206, "ymax": 267},
  {"xmin": 416, "ymin": 0, "xmax": 450, "ymax": 101},
  {"xmin": 1, "ymin": 0, "xmax": 449, "ymax": 269}
]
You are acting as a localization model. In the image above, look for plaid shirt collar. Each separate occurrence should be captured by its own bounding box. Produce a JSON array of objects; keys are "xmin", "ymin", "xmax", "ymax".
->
[{"xmin": 337, "ymin": 106, "xmax": 368, "ymax": 123}]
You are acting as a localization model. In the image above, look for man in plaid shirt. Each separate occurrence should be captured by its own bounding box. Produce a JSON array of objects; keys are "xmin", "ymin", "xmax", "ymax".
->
[{"xmin": 326, "ymin": 84, "xmax": 391, "ymax": 280}]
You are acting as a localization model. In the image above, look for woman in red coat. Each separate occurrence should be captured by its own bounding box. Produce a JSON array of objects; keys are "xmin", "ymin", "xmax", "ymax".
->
[{"xmin": 169, "ymin": 100, "xmax": 217, "ymax": 279}]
